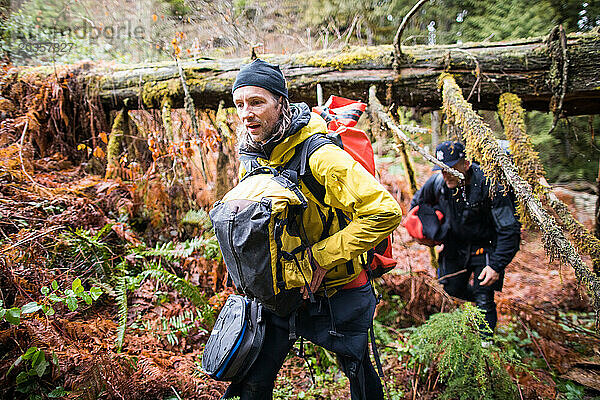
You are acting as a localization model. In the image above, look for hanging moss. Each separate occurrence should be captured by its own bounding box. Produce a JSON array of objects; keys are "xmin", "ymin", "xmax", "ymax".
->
[
  {"xmin": 397, "ymin": 142, "xmax": 418, "ymax": 195},
  {"xmin": 498, "ymin": 93, "xmax": 545, "ymax": 188},
  {"xmin": 498, "ymin": 92, "xmax": 600, "ymax": 273},
  {"xmin": 105, "ymin": 108, "xmax": 129, "ymax": 179},
  {"xmin": 440, "ymin": 73, "xmax": 600, "ymax": 315},
  {"xmin": 553, "ymin": 199, "xmax": 600, "ymax": 273}
]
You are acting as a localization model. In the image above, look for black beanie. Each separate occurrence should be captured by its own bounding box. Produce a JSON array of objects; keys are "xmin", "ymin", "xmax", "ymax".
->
[{"xmin": 232, "ymin": 59, "xmax": 288, "ymax": 99}]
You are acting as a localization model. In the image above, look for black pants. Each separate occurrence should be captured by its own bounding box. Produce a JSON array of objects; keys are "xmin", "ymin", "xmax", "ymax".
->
[
  {"xmin": 439, "ymin": 253, "xmax": 498, "ymax": 335},
  {"xmin": 222, "ymin": 283, "xmax": 384, "ymax": 400}
]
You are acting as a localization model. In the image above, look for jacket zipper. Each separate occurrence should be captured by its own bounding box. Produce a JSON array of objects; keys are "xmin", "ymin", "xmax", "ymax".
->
[{"xmin": 331, "ymin": 173, "xmax": 363, "ymax": 204}]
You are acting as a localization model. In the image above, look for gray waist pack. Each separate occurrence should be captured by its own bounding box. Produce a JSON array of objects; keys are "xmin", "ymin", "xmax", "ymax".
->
[{"xmin": 202, "ymin": 294, "xmax": 265, "ymax": 381}]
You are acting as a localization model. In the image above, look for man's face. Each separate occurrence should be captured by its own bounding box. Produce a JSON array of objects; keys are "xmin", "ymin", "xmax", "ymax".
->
[
  {"xmin": 233, "ymin": 86, "xmax": 282, "ymax": 144},
  {"xmin": 441, "ymin": 158, "xmax": 470, "ymax": 189}
]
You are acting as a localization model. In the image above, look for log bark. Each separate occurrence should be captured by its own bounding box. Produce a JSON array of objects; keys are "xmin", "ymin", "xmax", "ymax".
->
[{"xmin": 63, "ymin": 32, "xmax": 600, "ymax": 114}]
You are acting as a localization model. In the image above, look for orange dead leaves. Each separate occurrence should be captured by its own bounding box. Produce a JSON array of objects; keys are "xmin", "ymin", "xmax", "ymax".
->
[
  {"xmin": 171, "ymin": 32, "xmax": 187, "ymax": 57},
  {"xmin": 99, "ymin": 131, "xmax": 109, "ymax": 144},
  {"xmin": 92, "ymin": 146, "xmax": 106, "ymax": 159},
  {"xmin": 208, "ymin": 287, "xmax": 235, "ymax": 312},
  {"xmin": 147, "ymin": 136, "xmax": 161, "ymax": 161},
  {"xmin": 0, "ymin": 142, "xmax": 34, "ymax": 182}
]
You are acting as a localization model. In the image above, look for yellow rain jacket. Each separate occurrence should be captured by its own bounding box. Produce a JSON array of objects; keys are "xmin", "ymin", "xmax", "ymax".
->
[{"xmin": 239, "ymin": 111, "xmax": 402, "ymax": 290}]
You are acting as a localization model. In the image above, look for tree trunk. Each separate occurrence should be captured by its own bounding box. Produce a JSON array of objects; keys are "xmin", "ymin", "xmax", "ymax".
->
[{"xmin": 50, "ymin": 32, "xmax": 600, "ymax": 114}]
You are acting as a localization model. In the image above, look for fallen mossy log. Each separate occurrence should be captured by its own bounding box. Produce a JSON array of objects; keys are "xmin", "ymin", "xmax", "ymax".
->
[
  {"xmin": 16, "ymin": 31, "xmax": 600, "ymax": 115},
  {"xmin": 441, "ymin": 74, "xmax": 600, "ymax": 314}
]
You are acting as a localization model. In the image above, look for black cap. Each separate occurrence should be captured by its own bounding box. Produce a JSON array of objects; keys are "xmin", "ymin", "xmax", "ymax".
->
[
  {"xmin": 432, "ymin": 141, "xmax": 466, "ymax": 171},
  {"xmin": 232, "ymin": 59, "xmax": 288, "ymax": 99}
]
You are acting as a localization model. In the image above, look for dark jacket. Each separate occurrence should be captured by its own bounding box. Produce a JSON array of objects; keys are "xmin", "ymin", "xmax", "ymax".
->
[{"xmin": 410, "ymin": 163, "xmax": 520, "ymax": 277}]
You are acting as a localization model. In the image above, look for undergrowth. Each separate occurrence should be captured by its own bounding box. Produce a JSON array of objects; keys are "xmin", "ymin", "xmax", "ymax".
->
[{"xmin": 407, "ymin": 304, "xmax": 527, "ymax": 400}]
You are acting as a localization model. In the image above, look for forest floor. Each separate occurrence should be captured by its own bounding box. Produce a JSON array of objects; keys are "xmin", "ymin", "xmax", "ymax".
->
[{"xmin": 1, "ymin": 152, "xmax": 599, "ymax": 400}]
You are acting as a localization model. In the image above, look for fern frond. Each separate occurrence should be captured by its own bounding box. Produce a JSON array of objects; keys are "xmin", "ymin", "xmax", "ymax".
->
[
  {"xmin": 182, "ymin": 209, "xmax": 212, "ymax": 229},
  {"xmin": 57, "ymin": 224, "xmax": 117, "ymax": 281},
  {"xmin": 88, "ymin": 278, "xmax": 118, "ymax": 298},
  {"xmin": 115, "ymin": 276, "xmax": 128, "ymax": 352},
  {"xmin": 408, "ymin": 304, "xmax": 524, "ymax": 400},
  {"xmin": 137, "ymin": 237, "xmax": 221, "ymax": 261},
  {"xmin": 142, "ymin": 262, "xmax": 205, "ymax": 307}
]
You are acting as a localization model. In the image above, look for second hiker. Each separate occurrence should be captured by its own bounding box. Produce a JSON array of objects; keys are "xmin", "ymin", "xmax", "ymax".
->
[{"xmin": 410, "ymin": 141, "xmax": 521, "ymax": 337}]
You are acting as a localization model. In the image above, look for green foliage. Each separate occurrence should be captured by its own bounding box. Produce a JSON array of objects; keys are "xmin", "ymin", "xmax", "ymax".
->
[
  {"xmin": 0, "ymin": 0, "xmax": 160, "ymax": 64},
  {"xmin": 526, "ymin": 112, "xmax": 600, "ymax": 183},
  {"xmin": 163, "ymin": 0, "xmax": 191, "ymax": 16},
  {"xmin": 272, "ymin": 363, "xmax": 347, "ymax": 400},
  {"xmin": 446, "ymin": 0, "xmax": 558, "ymax": 43},
  {"xmin": 0, "ymin": 300, "xmax": 22, "ymax": 325},
  {"xmin": 556, "ymin": 379, "xmax": 586, "ymax": 400},
  {"xmin": 114, "ymin": 275, "xmax": 130, "ymax": 352},
  {"xmin": 139, "ymin": 236, "xmax": 221, "ymax": 261},
  {"xmin": 301, "ymin": 0, "xmax": 599, "ymax": 47},
  {"xmin": 161, "ymin": 310, "xmax": 203, "ymax": 346},
  {"xmin": 182, "ymin": 209, "xmax": 213, "ymax": 230},
  {"xmin": 114, "ymin": 257, "xmax": 214, "ymax": 350},
  {"xmin": 54, "ymin": 224, "xmax": 116, "ymax": 281},
  {"xmin": 0, "ymin": 281, "xmax": 102, "ymax": 326},
  {"xmin": 6, "ymin": 346, "xmax": 66, "ymax": 400},
  {"xmin": 408, "ymin": 304, "xmax": 523, "ymax": 400},
  {"xmin": 140, "ymin": 309, "xmax": 208, "ymax": 346},
  {"xmin": 50, "ymin": 226, "xmax": 219, "ymax": 352},
  {"xmin": 142, "ymin": 261, "xmax": 211, "ymax": 310}
]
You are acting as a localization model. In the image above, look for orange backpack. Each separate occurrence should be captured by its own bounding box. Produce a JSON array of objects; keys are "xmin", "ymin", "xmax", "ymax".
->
[{"xmin": 312, "ymin": 96, "xmax": 396, "ymax": 278}]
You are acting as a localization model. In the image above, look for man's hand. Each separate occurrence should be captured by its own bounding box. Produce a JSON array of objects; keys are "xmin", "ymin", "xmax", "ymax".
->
[
  {"xmin": 303, "ymin": 266, "xmax": 327, "ymax": 299},
  {"xmin": 302, "ymin": 247, "xmax": 328, "ymax": 300},
  {"xmin": 478, "ymin": 266, "xmax": 499, "ymax": 287}
]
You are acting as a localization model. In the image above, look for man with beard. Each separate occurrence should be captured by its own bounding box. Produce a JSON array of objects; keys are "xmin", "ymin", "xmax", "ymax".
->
[{"xmin": 220, "ymin": 59, "xmax": 402, "ymax": 399}]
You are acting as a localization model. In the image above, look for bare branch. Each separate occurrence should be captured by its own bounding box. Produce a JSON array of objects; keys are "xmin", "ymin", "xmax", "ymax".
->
[{"xmin": 368, "ymin": 86, "xmax": 464, "ymax": 180}]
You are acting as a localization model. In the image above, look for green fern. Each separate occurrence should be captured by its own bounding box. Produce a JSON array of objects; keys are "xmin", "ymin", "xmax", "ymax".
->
[
  {"xmin": 408, "ymin": 304, "xmax": 525, "ymax": 400},
  {"xmin": 114, "ymin": 276, "xmax": 128, "ymax": 352},
  {"xmin": 141, "ymin": 262, "xmax": 204, "ymax": 306},
  {"xmin": 161, "ymin": 309, "xmax": 206, "ymax": 346},
  {"xmin": 87, "ymin": 278, "xmax": 118, "ymax": 298},
  {"xmin": 54, "ymin": 224, "xmax": 116, "ymax": 281},
  {"xmin": 138, "ymin": 237, "xmax": 221, "ymax": 261},
  {"xmin": 182, "ymin": 209, "xmax": 213, "ymax": 230}
]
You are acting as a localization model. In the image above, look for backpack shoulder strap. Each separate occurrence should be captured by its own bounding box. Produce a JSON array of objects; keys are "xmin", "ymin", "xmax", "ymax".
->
[
  {"xmin": 285, "ymin": 134, "xmax": 332, "ymax": 174},
  {"xmin": 285, "ymin": 133, "xmax": 335, "ymax": 205}
]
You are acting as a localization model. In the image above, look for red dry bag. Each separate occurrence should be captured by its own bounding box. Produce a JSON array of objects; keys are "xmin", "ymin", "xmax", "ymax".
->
[{"xmin": 313, "ymin": 96, "xmax": 396, "ymax": 278}]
